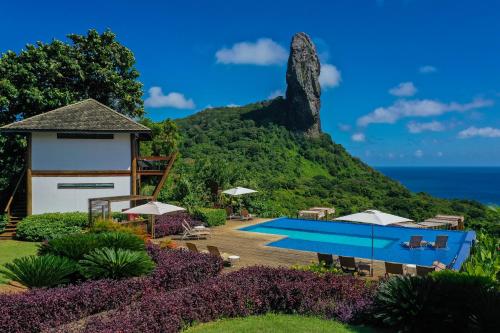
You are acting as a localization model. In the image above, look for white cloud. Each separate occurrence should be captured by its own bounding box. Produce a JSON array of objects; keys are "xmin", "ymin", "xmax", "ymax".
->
[
  {"xmin": 414, "ymin": 149, "xmax": 424, "ymax": 158},
  {"xmin": 357, "ymin": 98, "xmax": 493, "ymax": 127},
  {"xmin": 338, "ymin": 123, "xmax": 352, "ymax": 132},
  {"xmin": 215, "ymin": 38, "xmax": 287, "ymax": 65},
  {"xmin": 268, "ymin": 89, "xmax": 284, "ymax": 99},
  {"xmin": 319, "ymin": 64, "xmax": 341, "ymax": 89},
  {"xmin": 389, "ymin": 82, "xmax": 417, "ymax": 97},
  {"xmin": 458, "ymin": 126, "xmax": 500, "ymax": 139},
  {"xmin": 407, "ymin": 120, "xmax": 445, "ymax": 133},
  {"xmin": 419, "ymin": 65, "xmax": 437, "ymax": 74},
  {"xmin": 351, "ymin": 133, "xmax": 366, "ymax": 142},
  {"xmin": 144, "ymin": 87, "xmax": 195, "ymax": 109}
]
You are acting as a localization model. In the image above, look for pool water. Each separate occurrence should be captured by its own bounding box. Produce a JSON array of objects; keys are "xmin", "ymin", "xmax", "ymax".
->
[
  {"xmin": 240, "ymin": 218, "xmax": 476, "ymax": 269},
  {"xmin": 246, "ymin": 227, "xmax": 395, "ymax": 248}
]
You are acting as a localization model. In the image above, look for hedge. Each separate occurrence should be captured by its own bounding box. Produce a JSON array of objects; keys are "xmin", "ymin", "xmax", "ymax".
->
[
  {"xmin": 0, "ymin": 245, "xmax": 223, "ymax": 333},
  {"xmin": 0, "ymin": 214, "xmax": 7, "ymax": 233},
  {"xmin": 72, "ymin": 267, "xmax": 377, "ymax": 332},
  {"xmin": 193, "ymin": 208, "xmax": 226, "ymax": 227},
  {"xmin": 154, "ymin": 212, "xmax": 201, "ymax": 238},
  {"xmin": 16, "ymin": 212, "xmax": 89, "ymax": 241}
]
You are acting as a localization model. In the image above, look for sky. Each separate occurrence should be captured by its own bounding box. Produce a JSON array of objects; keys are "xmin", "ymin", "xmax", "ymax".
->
[{"xmin": 1, "ymin": 0, "xmax": 499, "ymax": 166}]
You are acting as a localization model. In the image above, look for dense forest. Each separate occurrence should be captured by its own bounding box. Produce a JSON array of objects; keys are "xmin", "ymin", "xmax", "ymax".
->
[{"xmin": 154, "ymin": 98, "xmax": 499, "ymax": 235}]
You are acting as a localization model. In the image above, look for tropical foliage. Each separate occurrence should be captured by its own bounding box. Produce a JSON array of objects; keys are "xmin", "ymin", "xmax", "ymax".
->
[
  {"xmin": 373, "ymin": 271, "xmax": 499, "ymax": 332},
  {"xmin": 461, "ymin": 232, "xmax": 500, "ymax": 281},
  {"xmin": 193, "ymin": 207, "xmax": 226, "ymax": 227},
  {"xmin": 79, "ymin": 247, "xmax": 155, "ymax": 280},
  {"xmin": 0, "ymin": 255, "xmax": 78, "ymax": 288}
]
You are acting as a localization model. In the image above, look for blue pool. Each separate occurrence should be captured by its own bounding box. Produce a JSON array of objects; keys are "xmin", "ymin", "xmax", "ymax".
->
[{"xmin": 240, "ymin": 218, "xmax": 476, "ymax": 269}]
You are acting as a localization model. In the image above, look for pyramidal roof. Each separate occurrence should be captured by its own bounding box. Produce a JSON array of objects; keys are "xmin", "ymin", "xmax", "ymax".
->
[{"xmin": 0, "ymin": 99, "xmax": 151, "ymax": 133}]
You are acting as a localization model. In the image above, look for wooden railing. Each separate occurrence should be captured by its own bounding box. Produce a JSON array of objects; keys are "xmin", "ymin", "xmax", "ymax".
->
[
  {"xmin": 4, "ymin": 167, "xmax": 26, "ymax": 219},
  {"xmin": 137, "ymin": 156, "xmax": 172, "ymax": 175}
]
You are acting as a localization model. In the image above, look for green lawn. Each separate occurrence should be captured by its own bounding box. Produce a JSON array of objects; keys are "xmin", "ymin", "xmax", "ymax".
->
[
  {"xmin": 183, "ymin": 313, "xmax": 376, "ymax": 333},
  {"xmin": 0, "ymin": 240, "xmax": 38, "ymax": 284}
]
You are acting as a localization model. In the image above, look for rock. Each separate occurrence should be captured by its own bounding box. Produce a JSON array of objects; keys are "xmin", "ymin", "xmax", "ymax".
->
[{"xmin": 285, "ymin": 32, "xmax": 322, "ymax": 136}]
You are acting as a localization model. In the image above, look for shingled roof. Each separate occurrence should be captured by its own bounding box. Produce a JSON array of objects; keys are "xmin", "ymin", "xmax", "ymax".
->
[{"xmin": 0, "ymin": 99, "xmax": 151, "ymax": 133}]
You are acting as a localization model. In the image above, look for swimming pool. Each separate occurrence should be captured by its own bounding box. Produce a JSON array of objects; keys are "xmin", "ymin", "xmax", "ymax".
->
[{"xmin": 240, "ymin": 218, "xmax": 476, "ymax": 269}]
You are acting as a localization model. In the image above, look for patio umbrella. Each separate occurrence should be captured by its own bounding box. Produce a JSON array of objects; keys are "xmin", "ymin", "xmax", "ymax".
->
[
  {"xmin": 334, "ymin": 210, "xmax": 413, "ymax": 276},
  {"xmin": 123, "ymin": 201, "xmax": 186, "ymax": 238},
  {"xmin": 222, "ymin": 187, "xmax": 258, "ymax": 196}
]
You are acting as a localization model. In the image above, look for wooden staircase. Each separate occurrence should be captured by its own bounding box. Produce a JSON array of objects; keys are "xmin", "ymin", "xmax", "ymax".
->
[{"xmin": 1, "ymin": 171, "xmax": 27, "ymax": 240}]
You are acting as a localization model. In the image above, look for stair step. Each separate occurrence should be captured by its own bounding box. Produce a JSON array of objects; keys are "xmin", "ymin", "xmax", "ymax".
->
[{"xmin": 0, "ymin": 232, "xmax": 16, "ymax": 239}]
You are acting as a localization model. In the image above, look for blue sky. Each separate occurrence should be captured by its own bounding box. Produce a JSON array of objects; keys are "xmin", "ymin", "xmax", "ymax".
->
[{"xmin": 1, "ymin": 0, "xmax": 500, "ymax": 166}]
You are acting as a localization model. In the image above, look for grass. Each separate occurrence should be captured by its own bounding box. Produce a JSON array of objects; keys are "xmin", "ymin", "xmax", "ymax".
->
[
  {"xmin": 183, "ymin": 313, "xmax": 377, "ymax": 333},
  {"xmin": 0, "ymin": 240, "xmax": 39, "ymax": 284}
]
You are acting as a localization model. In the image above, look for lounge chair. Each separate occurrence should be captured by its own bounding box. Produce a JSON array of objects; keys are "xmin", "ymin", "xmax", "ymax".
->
[
  {"xmin": 240, "ymin": 208, "xmax": 254, "ymax": 221},
  {"xmin": 206, "ymin": 245, "xmax": 239, "ymax": 266},
  {"xmin": 402, "ymin": 235, "xmax": 425, "ymax": 248},
  {"xmin": 181, "ymin": 221, "xmax": 211, "ymax": 240},
  {"xmin": 185, "ymin": 242, "xmax": 208, "ymax": 254},
  {"xmin": 385, "ymin": 262, "xmax": 405, "ymax": 277},
  {"xmin": 225, "ymin": 207, "xmax": 239, "ymax": 220},
  {"xmin": 428, "ymin": 235, "xmax": 448, "ymax": 249},
  {"xmin": 338, "ymin": 256, "xmax": 371, "ymax": 275},
  {"xmin": 416, "ymin": 265, "xmax": 435, "ymax": 276},
  {"xmin": 317, "ymin": 253, "xmax": 334, "ymax": 268}
]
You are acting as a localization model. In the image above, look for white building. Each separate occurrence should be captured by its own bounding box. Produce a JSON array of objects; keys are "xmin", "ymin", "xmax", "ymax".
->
[{"xmin": 1, "ymin": 99, "xmax": 170, "ymax": 218}]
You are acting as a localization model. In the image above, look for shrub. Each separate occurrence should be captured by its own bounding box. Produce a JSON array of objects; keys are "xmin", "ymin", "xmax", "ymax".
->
[
  {"xmin": 0, "ymin": 246, "xmax": 223, "ymax": 332},
  {"xmin": 193, "ymin": 207, "xmax": 226, "ymax": 227},
  {"xmin": 461, "ymin": 232, "xmax": 500, "ymax": 281},
  {"xmin": 38, "ymin": 232, "xmax": 145, "ymax": 261},
  {"xmin": 79, "ymin": 248, "xmax": 156, "ymax": 280},
  {"xmin": 154, "ymin": 212, "xmax": 201, "ymax": 238},
  {"xmin": 0, "ymin": 214, "xmax": 7, "ymax": 233},
  {"xmin": 292, "ymin": 261, "xmax": 343, "ymax": 275},
  {"xmin": 373, "ymin": 271, "xmax": 500, "ymax": 332},
  {"xmin": 0, "ymin": 255, "xmax": 78, "ymax": 288},
  {"xmin": 89, "ymin": 219, "xmax": 148, "ymax": 239},
  {"xmin": 77, "ymin": 267, "xmax": 377, "ymax": 332},
  {"xmin": 16, "ymin": 212, "xmax": 88, "ymax": 241}
]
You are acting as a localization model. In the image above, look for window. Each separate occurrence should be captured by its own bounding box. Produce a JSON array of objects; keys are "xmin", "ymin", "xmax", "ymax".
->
[
  {"xmin": 57, "ymin": 183, "xmax": 114, "ymax": 189},
  {"xmin": 57, "ymin": 133, "xmax": 114, "ymax": 139}
]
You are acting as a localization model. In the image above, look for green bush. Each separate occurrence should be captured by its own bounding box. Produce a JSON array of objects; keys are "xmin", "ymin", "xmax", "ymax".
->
[
  {"xmin": 193, "ymin": 208, "xmax": 226, "ymax": 227},
  {"xmin": 0, "ymin": 255, "xmax": 78, "ymax": 288},
  {"xmin": 0, "ymin": 214, "xmax": 7, "ymax": 233},
  {"xmin": 79, "ymin": 247, "xmax": 155, "ymax": 280},
  {"xmin": 461, "ymin": 232, "xmax": 500, "ymax": 281},
  {"xmin": 38, "ymin": 232, "xmax": 145, "ymax": 261},
  {"xmin": 16, "ymin": 212, "xmax": 88, "ymax": 241},
  {"xmin": 373, "ymin": 271, "xmax": 500, "ymax": 332}
]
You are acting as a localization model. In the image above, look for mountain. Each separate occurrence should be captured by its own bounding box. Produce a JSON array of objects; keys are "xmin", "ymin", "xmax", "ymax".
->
[{"xmin": 162, "ymin": 33, "xmax": 498, "ymax": 234}]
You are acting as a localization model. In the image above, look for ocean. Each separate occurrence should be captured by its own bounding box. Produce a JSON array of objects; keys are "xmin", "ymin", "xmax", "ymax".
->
[{"xmin": 376, "ymin": 167, "xmax": 500, "ymax": 206}]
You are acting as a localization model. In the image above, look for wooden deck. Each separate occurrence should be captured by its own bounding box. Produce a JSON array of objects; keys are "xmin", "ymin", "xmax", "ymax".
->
[{"xmin": 162, "ymin": 218, "xmax": 386, "ymax": 277}]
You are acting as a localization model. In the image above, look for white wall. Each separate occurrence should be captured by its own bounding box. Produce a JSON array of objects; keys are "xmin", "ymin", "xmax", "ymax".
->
[
  {"xmin": 31, "ymin": 132, "xmax": 131, "ymax": 170},
  {"xmin": 31, "ymin": 176, "xmax": 131, "ymax": 214}
]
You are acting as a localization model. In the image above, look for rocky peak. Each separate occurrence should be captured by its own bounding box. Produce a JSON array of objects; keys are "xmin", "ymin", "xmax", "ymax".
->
[{"xmin": 285, "ymin": 32, "xmax": 322, "ymax": 137}]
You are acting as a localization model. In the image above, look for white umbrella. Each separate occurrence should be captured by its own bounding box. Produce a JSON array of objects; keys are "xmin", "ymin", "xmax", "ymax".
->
[
  {"xmin": 123, "ymin": 201, "xmax": 185, "ymax": 238},
  {"xmin": 222, "ymin": 187, "xmax": 258, "ymax": 196},
  {"xmin": 334, "ymin": 209, "xmax": 412, "ymax": 226},
  {"xmin": 334, "ymin": 210, "xmax": 413, "ymax": 277},
  {"xmin": 123, "ymin": 201, "xmax": 186, "ymax": 215}
]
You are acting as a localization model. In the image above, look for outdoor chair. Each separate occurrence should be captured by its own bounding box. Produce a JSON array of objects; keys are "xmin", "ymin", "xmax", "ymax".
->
[
  {"xmin": 428, "ymin": 235, "xmax": 448, "ymax": 249},
  {"xmin": 385, "ymin": 262, "xmax": 405, "ymax": 277},
  {"xmin": 317, "ymin": 253, "xmax": 334, "ymax": 268},
  {"xmin": 225, "ymin": 207, "xmax": 239, "ymax": 220},
  {"xmin": 207, "ymin": 245, "xmax": 239, "ymax": 266},
  {"xmin": 181, "ymin": 221, "xmax": 211, "ymax": 240},
  {"xmin": 402, "ymin": 235, "xmax": 425, "ymax": 248},
  {"xmin": 416, "ymin": 265, "xmax": 435, "ymax": 276},
  {"xmin": 338, "ymin": 256, "xmax": 370, "ymax": 276},
  {"xmin": 185, "ymin": 242, "xmax": 208, "ymax": 254},
  {"xmin": 240, "ymin": 208, "xmax": 254, "ymax": 221}
]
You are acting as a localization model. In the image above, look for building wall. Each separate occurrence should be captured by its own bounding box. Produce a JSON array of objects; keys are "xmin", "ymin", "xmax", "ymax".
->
[
  {"xmin": 31, "ymin": 132, "xmax": 131, "ymax": 171},
  {"xmin": 31, "ymin": 176, "xmax": 131, "ymax": 214}
]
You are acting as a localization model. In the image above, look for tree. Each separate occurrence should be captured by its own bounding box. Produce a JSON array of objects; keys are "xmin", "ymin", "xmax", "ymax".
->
[
  {"xmin": 0, "ymin": 29, "xmax": 144, "ymax": 190},
  {"xmin": 139, "ymin": 118, "xmax": 180, "ymax": 156}
]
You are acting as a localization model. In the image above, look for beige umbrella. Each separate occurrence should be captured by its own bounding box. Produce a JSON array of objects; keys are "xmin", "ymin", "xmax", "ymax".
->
[{"xmin": 123, "ymin": 201, "xmax": 186, "ymax": 238}]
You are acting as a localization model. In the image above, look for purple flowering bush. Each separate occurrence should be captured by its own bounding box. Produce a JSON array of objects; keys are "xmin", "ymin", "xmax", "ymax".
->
[
  {"xmin": 154, "ymin": 212, "xmax": 201, "ymax": 238},
  {"xmin": 76, "ymin": 266, "xmax": 377, "ymax": 333},
  {"xmin": 0, "ymin": 245, "xmax": 223, "ymax": 333}
]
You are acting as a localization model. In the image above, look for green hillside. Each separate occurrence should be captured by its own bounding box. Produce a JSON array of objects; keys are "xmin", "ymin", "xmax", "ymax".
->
[{"xmin": 157, "ymin": 98, "xmax": 499, "ymax": 234}]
